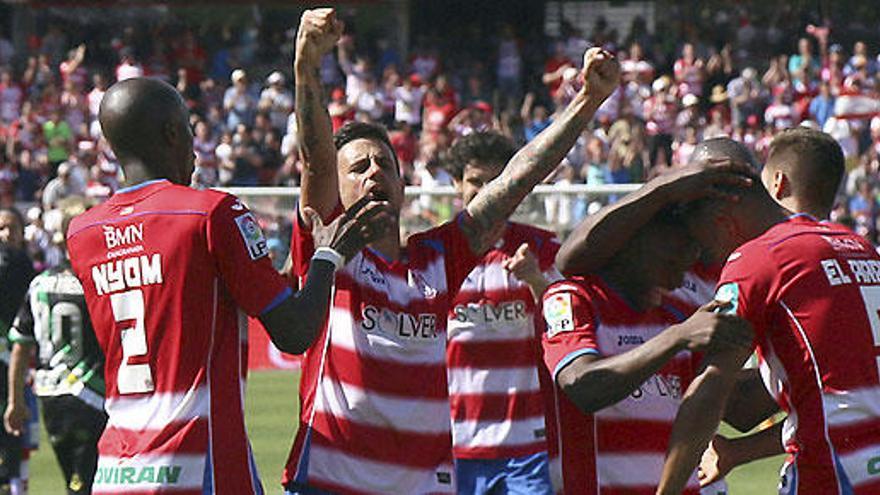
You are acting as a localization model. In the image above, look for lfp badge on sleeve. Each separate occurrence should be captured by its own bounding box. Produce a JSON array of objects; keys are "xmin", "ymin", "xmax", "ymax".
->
[{"xmin": 234, "ymin": 212, "xmax": 269, "ymax": 260}]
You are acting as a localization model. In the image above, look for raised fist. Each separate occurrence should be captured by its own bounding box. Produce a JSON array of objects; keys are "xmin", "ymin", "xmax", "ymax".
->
[
  {"xmin": 502, "ymin": 243, "xmax": 543, "ymax": 287},
  {"xmin": 581, "ymin": 47, "xmax": 621, "ymax": 102},
  {"xmin": 295, "ymin": 8, "xmax": 344, "ymax": 67}
]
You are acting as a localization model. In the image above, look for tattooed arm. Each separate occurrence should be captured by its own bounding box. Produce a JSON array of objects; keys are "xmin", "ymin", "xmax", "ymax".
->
[
  {"xmin": 294, "ymin": 8, "xmax": 343, "ymax": 219},
  {"xmin": 463, "ymin": 48, "xmax": 620, "ymax": 255}
]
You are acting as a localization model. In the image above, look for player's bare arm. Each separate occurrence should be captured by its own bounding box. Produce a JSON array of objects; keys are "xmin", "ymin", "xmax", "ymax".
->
[
  {"xmin": 556, "ymin": 159, "xmax": 754, "ymax": 276},
  {"xmin": 294, "ymin": 8, "xmax": 344, "ymax": 219},
  {"xmin": 558, "ymin": 302, "xmax": 753, "ymax": 413},
  {"xmin": 260, "ymin": 196, "xmax": 393, "ymax": 354},
  {"xmin": 656, "ymin": 345, "xmax": 754, "ymax": 495},
  {"xmin": 462, "ymin": 48, "xmax": 620, "ymax": 255},
  {"xmin": 4, "ymin": 341, "xmax": 32, "ymax": 436},
  {"xmin": 698, "ymin": 422, "xmax": 784, "ymax": 486}
]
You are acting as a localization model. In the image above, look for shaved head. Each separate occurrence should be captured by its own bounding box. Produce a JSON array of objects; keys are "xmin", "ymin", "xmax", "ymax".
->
[
  {"xmin": 683, "ymin": 138, "xmax": 782, "ymax": 263},
  {"xmin": 691, "ymin": 137, "xmax": 761, "ymax": 172},
  {"xmin": 99, "ymin": 78, "xmax": 194, "ymax": 184}
]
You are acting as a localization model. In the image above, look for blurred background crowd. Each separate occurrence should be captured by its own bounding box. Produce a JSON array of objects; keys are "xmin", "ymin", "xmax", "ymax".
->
[{"xmin": 3, "ymin": 0, "xmax": 880, "ymax": 272}]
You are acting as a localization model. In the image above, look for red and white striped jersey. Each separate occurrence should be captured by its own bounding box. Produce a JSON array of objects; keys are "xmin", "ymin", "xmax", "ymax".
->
[
  {"xmin": 446, "ymin": 223, "xmax": 561, "ymax": 460},
  {"xmin": 716, "ymin": 214, "xmax": 880, "ymax": 494},
  {"xmin": 666, "ymin": 262, "xmax": 722, "ymax": 315},
  {"xmin": 541, "ymin": 275, "xmax": 702, "ymax": 495},
  {"xmin": 67, "ymin": 180, "xmax": 289, "ymax": 495},
  {"xmin": 283, "ymin": 212, "xmax": 481, "ymax": 494}
]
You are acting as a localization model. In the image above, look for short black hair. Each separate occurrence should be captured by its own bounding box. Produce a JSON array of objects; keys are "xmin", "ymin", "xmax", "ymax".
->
[
  {"xmin": 333, "ymin": 121, "xmax": 397, "ymax": 167},
  {"xmin": 446, "ymin": 132, "xmax": 517, "ymax": 181},
  {"xmin": 0, "ymin": 206, "xmax": 25, "ymax": 238},
  {"xmin": 765, "ymin": 127, "xmax": 845, "ymax": 215}
]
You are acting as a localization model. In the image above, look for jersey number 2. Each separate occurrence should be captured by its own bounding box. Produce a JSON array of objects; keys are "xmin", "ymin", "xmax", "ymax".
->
[
  {"xmin": 110, "ymin": 290, "xmax": 154, "ymax": 394},
  {"xmin": 859, "ymin": 286, "xmax": 880, "ymax": 377}
]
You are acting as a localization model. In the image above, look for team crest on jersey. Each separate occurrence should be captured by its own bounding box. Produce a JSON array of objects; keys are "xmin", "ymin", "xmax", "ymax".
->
[
  {"xmin": 234, "ymin": 212, "xmax": 269, "ymax": 260},
  {"xmin": 714, "ymin": 283, "xmax": 739, "ymax": 315},
  {"xmin": 544, "ymin": 292, "xmax": 574, "ymax": 337}
]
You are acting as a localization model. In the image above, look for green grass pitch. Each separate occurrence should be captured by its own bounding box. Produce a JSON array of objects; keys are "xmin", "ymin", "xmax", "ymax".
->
[{"xmin": 26, "ymin": 370, "xmax": 785, "ymax": 494}]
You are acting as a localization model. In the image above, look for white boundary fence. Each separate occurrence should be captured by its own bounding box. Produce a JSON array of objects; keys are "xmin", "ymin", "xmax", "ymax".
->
[{"xmin": 219, "ymin": 183, "xmax": 644, "ymax": 245}]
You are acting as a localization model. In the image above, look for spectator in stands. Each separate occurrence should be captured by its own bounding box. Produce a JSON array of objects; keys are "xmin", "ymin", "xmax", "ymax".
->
[
  {"xmin": 809, "ymin": 81, "xmax": 835, "ymax": 128},
  {"xmin": 789, "ymin": 37, "xmax": 819, "ymax": 92},
  {"xmin": 543, "ymin": 41, "xmax": 573, "ymax": 99},
  {"xmin": 497, "ymin": 24, "xmax": 523, "ymax": 103},
  {"xmin": 59, "ymin": 44, "xmax": 87, "ymax": 88},
  {"xmin": 42, "ymin": 161, "xmax": 83, "ymax": 210},
  {"xmin": 393, "ymin": 73, "xmax": 424, "ymax": 128},
  {"xmin": 0, "ymin": 70, "xmax": 22, "ymax": 125},
  {"xmin": 224, "ymin": 68, "xmax": 257, "ymax": 130},
  {"xmin": 845, "ymin": 40, "xmax": 876, "ymax": 77},
  {"xmin": 173, "ymin": 30, "xmax": 207, "ymax": 84},
  {"xmin": 114, "ymin": 49, "xmax": 143, "ymax": 81},
  {"xmin": 259, "ymin": 71, "xmax": 293, "ymax": 133},
  {"xmin": 644, "ymin": 76, "xmax": 677, "ymax": 167},
  {"xmin": 521, "ymin": 92, "xmax": 551, "ymax": 143},
  {"xmin": 674, "ymin": 42, "xmax": 705, "ymax": 97},
  {"xmin": 849, "ymin": 177, "xmax": 879, "ymax": 239},
  {"xmin": 43, "ymin": 110, "xmax": 73, "ymax": 174},
  {"xmin": 727, "ymin": 67, "xmax": 760, "ymax": 127}
]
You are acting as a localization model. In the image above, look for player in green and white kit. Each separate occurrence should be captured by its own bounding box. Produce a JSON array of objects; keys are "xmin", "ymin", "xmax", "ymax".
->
[{"xmin": 6, "ymin": 201, "xmax": 107, "ymax": 495}]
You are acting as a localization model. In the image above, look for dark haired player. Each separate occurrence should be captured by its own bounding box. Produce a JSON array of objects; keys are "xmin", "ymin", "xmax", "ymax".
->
[
  {"xmin": 541, "ymin": 205, "xmax": 753, "ymax": 494},
  {"xmin": 7, "ymin": 199, "xmax": 107, "ymax": 495},
  {"xmin": 284, "ymin": 8, "xmax": 620, "ymax": 494},
  {"xmin": 0, "ymin": 207, "xmax": 35, "ymax": 495},
  {"xmin": 66, "ymin": 77, "xmax": 391, "ymax": 494},
  {"xmin": 657, "ymin": 130, "xmax": 880, "ymax": 495},
  {"xmin": 444, "ymin": 132, "xmax": 562, "ymax": 494}
]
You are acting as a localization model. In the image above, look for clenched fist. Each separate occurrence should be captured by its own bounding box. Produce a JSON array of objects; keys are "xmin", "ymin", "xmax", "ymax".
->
[
  {"xmin": 295, "ymin": 8, "xmax": 344, "ymax": 68},
  {"xmin": 581, "ymin": 47, "xmax": 621, "ymax": 103},
  {"xmin": 502, "ymin": 243, "xmax": 543, "ymax": 287}
]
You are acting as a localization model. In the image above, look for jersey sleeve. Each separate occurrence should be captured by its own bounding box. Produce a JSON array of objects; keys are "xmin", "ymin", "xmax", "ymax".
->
[
  {"xmin": 535, "ymin": 232, "xmax": 561, "ymax": 273},
  {"xmin": 541, "ymin": 281, "xmax": 601, "ymax": 383},
  {"xmin": 715, "ymin": 242, "xmax": 777, "ymax": 340},
  {"xmin": 536, "ymin": 232, "xmax": 564, "ymax": 284},
  {"xmin": 207, "ymin": 195, "xmax": 290, "ymax": 316},
  {"xmin": 9, "ymin": 286, "xmax": 35, "ymax": 345},
  {"xmin": 445, "ymin": 213, "xmax": 483, "ymax": 291}
]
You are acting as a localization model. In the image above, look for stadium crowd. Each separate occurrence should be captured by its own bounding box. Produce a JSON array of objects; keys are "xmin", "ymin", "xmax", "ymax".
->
[
  {"xmin": 2, "ymin": 5, "xmax": 880, "ymax": 495},
  {"xmin": 3, "ymin": 7, "xmax": 880, "ymax": 272}
]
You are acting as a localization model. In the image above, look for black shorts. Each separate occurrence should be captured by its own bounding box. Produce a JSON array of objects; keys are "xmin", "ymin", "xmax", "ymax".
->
[
  {"xmin": 0, "ymin": 424, "xmax": 22, "ymax": 484},
  {"xmin": 40, "ymin": 395, "xmax": 107, "ymax": 495}
]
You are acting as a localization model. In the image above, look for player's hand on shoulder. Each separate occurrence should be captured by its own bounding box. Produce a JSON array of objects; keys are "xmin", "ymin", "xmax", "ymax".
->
[
  {"xmin": 672, "ymin": 300, "xmax": 753, "ymax": 353},
  {"xmin": 296, "ymin": 8, "xmax": 344, "ymax": 67},
  {"xmin": 581, "ymin": 47, "xmax": 621, "ymax": 102},
  {"xmin": 652, "ymin": 157, "xmax": 755, "ymax": 205},
  {"xmin": 304, "ymin": 195, "xmax": 394, "ymax": 263}
]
